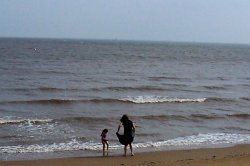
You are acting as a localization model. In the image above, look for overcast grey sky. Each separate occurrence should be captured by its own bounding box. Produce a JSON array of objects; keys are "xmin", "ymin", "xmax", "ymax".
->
[{"xmin": 0, "ymin": 0, "xmax": 250, "ymax": 44}]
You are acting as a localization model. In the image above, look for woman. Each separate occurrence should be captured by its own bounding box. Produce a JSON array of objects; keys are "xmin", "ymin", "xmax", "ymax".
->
[{"xmin": 116, "ymin": 114, "xmax": 135, "ymax": 156}]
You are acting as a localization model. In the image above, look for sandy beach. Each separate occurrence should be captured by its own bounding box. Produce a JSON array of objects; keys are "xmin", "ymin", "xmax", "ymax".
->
[{"xmin": 1, "ymin": 144, "xmax": 250, "ymax": 166}]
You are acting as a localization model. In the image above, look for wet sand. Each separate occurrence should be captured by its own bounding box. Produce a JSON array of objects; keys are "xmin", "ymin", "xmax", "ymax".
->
[{"xmin": 1, "ymin": 144, "xmax": 250, "ymax": 166}]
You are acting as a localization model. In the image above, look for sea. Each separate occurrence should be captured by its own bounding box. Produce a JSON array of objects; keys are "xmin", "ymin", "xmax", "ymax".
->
[{"xmin": 0, "ymin": 38, "xmax": 250, "ymax": 161}]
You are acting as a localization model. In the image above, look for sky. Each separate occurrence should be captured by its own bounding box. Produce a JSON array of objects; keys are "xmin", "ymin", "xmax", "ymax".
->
[{"xmin": 0, "ymin": 0, "xmax": 250, "ymax": 44}]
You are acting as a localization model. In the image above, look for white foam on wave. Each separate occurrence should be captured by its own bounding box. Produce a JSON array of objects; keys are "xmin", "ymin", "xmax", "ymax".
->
[
  {"xmin": 1, "ymin": 133, "xmax": 250, "ymax": 154},
  {"xmin": 0, "ymin": 139, "xmax": 104, "ymax": 154},
  {"xmin": 0, "ymin": 118, "xmax": 53, "ymax": 125},
  {"xmin": 120, "ymin": 96, "xmax": 206, "ymax": 104},
  {"xmin": 134, "ymin": 133, "xmax": 250, "ymax": 148}
]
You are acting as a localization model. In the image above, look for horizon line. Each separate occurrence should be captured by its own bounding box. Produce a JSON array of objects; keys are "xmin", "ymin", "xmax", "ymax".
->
[{"xmin": 0, "ymin": 36, "xmax": 249, "ymax": 46}]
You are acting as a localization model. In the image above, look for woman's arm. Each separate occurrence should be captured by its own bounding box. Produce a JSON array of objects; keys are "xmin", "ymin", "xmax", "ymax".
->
[
  {"xmin": 117, "ymin": 123, "xmax": 122, "ymax": 132},
  {"xmin": 132, "ymin": 123, "xmax": 135, "ymax": 133}
]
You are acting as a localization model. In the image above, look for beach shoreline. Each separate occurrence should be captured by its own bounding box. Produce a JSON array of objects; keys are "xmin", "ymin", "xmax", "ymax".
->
[{"xmin": 1, "ymin": 144, "xmax": 250, "ymax": 166}]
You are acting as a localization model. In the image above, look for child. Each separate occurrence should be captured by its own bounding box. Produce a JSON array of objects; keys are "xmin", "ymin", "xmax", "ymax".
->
[{"xmin": 101, "ymin": 128, "xmax": 109, "ymax": 153}]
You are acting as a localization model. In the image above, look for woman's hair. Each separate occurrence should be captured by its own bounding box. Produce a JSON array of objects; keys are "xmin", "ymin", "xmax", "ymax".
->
[
  {"xmin": 120, "ymin": 114, "xmax": 129, "ymax": 122},
  {"xmin": 102, "ymin": 129, "xmax": 108, "ymax": 133}
]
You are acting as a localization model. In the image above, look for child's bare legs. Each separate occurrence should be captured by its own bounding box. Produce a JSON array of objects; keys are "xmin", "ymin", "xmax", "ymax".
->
[
  {"xmin": 102, "ymin": 143, "xmax": 105, "ymax": 155},
  {"xmin": 106, "ymin": 142, "xmax": 109, "ymax": 151},
  {"xmin": 102, "ymin": 141, "xmax": 109, "ymax": 156}
]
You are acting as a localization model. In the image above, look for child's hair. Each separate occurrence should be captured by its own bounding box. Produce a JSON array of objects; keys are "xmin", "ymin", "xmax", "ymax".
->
[{"xmin": 102, "ymin": 129, "xmax": 108, "ymax": 133}]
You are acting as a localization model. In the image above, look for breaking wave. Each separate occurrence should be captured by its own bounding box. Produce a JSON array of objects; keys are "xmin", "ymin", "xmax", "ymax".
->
[
  {"xmin": 0, "ymin": 139, "xmax": 104, "ymax": 154},
  {"xmin": 0, "ymin": 118, "xmax": 53, "ymax": 125},
  {"xmin": 134, "ymin": 133, "xmax": 250, "ymax": 148},
  {"xmin": 1, "ymin": 133, "xmax": 250, "ymax": 154},
  {"xmin": 120, "ymin": 96, "xmax": 206, "ymax": 104}
]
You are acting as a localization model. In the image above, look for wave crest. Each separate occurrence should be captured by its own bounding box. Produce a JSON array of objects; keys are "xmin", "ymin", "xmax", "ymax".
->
[
  {"xmin": 134, "ymin": 133, "xmax": 250, "ymax": 148},
  {"xmin": 1, "ymin": 133, "xmax": 250, "ymax": 154},
  {"xmin": 0, "ymin": 118, "xmax": 53, "ymax": 125},
  {"xmin": 120, "ymin": 96, "xmax": 206, "ymax": 104}
]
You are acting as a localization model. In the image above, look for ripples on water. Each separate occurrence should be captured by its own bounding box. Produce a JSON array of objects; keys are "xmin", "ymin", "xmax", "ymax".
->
[{"xmin": 0, "ymin": 38, "xmax": 250, "ymax": 160}]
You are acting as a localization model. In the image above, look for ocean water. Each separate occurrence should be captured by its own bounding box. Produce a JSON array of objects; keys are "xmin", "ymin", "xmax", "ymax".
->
[{"xmin": 0, "ymin": 38, "xmax": 250, "ymax": 160}]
